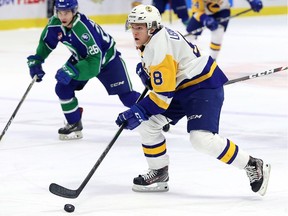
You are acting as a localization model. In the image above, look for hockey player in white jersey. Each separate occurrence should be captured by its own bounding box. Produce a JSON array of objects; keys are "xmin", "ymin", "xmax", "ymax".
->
[
  {"xmin": 115, "ymin": 5, "xmax": 270, "ymax": 195},
  {"xmin": 186, "ymin": 0, "xmax": 263, "ymax": 60}
]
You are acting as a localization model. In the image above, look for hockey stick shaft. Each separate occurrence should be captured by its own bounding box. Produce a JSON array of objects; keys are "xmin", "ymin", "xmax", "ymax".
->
[
  {"xmin": 49, "ymin": 66, "xmax": 287, "ymax": 199},
  {"xmin": 49, "ymin": 87, "xmax": 149, "ymax": 199},
  {"xmin": 184, "ymin": 8, "xmax": 252, "ymax": 37},
  {"xmin": 0, "ymin": 75, "xmax": 37, "ymax": 142},
  {"xmin": 224, "ymin": 66, "xmax": 288, "ymax": 85}
]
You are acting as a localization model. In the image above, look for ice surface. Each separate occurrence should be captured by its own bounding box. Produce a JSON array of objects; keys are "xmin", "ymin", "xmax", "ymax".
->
[{"xmin": 0, "ymin": 15, "xmax": 287, "ymax": 216}]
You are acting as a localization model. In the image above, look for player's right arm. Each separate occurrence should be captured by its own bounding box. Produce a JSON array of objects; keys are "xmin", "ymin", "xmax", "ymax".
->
[
  {"xmin": 27, "ymin": 17, "xmax": 62, "ymax": 81},
  {"xmin": 35, "ymin": 16, "xmax": 62, "ymax": 60}
]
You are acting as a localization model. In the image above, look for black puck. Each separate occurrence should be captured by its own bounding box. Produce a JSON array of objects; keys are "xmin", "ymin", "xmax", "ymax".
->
[
  {"xmin": 162, "ymin": 123, "xmax": 170, "ymax": 132},
  {"xmin": 64, "ymin": 204, "xmax": 75, "ymax": 213}
]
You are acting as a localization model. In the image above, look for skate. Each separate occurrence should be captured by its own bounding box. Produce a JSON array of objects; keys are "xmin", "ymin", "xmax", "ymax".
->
[
  {"xmin": 58, "ymin": 120, "xmax": 83, "ymax": 140},
  {"xmin": 244, "ymin": 156, "xmax": 271, "ymax": 196},
  {"xmin": 132, "ymin": 166, "xmax": 169, "ymax": 192}
]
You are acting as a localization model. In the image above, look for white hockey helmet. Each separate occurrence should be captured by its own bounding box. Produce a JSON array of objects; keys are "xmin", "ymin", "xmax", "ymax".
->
[{"xmin": 126, "ymin": 5, "xmax": 162, "ymax": 30}]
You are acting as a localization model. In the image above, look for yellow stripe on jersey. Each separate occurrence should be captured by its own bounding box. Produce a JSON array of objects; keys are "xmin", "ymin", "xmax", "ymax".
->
[
  {"xmin": 149, "ymin": 54, "xmax": 177, "ymax": 92},
  {"xmin": 210, "ymin": 42, "xmax": 221, "ymax": 51},
  {"xmin": 217, "ymin": 140, "xmax": 239, "ymax": 164},
  {"xmin": 148, "ymin": 92, "xmax": 170, "ymax": 110},
  {"xmin": 142, "ymin": 141, "xmax": 167, "ymax": 157},
  {"xmin": 207, "ymin": 3, "xmax": 221, "ymax": 13},
  {"xmin": 192, "ymin": 0, "xmax": 205, "ymax": 21},
  {"xmin": 176, "ymin": 61, "xmax": 217, "ymax": 91}
]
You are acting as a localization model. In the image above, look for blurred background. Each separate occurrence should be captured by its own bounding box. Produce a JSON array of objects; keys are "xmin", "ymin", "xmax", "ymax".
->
[{"xmin": 0, "ymin": 0, "xmax": 286, "ymax": 30}]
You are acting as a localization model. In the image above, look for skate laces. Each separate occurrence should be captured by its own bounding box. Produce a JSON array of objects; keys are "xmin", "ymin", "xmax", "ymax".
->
[
  {"xmin": 63, "ymin": 122, "xmax": 74, "ymax": 129},
  {"xmin": 142, "ymin": 169, "xmax": 158, "ymax": 181},
  {"xmin": 245, "ymin": 162, "xmax": 262, "ymax": 183},
  {"xmin": 62, "ymin": 120, "xmax": 80, "ymax": 130}
]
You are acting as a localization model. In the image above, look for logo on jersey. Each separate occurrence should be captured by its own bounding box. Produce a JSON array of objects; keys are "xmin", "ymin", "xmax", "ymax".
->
[
  {"xmin": 57, "ymin": 32, "xmax": 63, "ymax": 41},
  {"xmin": 81, "ymin": 33, "xmax": 90, "ymax": 42},
  {"xmin": 110, "ymin": 81, "xmax": 125, "ymax": 88},
  {"xmin": 187, "ymin": 114, "xmax": 203, "ymax": 121}
]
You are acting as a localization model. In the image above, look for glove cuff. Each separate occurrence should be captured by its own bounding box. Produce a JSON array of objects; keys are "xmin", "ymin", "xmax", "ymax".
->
[
  {"xmin": 133, "ymin": 104, "xmax": 150, "ymax": 120},
  {"xmin": 63, "ymin": 62, "xmax": 79, "ymax": 79},
  {"xmin": 27, "ymin": 55, "xmax": 44, "ymax": 67}
]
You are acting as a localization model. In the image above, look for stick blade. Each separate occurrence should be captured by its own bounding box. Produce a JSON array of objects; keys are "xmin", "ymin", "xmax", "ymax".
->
[{"xmin": 49, "ymin": 183, "xmax": 79, "ymax": 199}]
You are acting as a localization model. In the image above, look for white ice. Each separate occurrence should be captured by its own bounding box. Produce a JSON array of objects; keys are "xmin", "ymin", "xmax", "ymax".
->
[{"xmin": 0, "ymin": 15, "xmax": 287, "ymax": 216}]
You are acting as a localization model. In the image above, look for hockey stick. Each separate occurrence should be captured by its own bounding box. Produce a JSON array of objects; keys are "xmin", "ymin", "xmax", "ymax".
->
[
  {"xmin": 49, "ymin": 66, "xmax": 287, "ymax": 199},
  {"xmin": 184, "ymin": 8, "xmax": 253, "ymax": 37},
  {"xmin": 0, "ymin": 75, "xmax": 38, "ymax": 142},
  {"xmin": 49, "ymin": 87, "xmax": 149, "ymax": 199},
  {"xmin": 224, "ymin": 66, "xmax": 288, "ymax": 85}
]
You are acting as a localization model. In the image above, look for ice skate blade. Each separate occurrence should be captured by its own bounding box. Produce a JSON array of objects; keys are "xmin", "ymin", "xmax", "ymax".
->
[
  {"xmin": 258, "ymin": 163, "xmax": 271, "ymax": 196},
  {"xmin": 59, "ymin": 131, "xmax": 83, "ymax": 141},
  {"xmin": 132, "ymin": 182, "xmax": 169, "ymax": 192}
]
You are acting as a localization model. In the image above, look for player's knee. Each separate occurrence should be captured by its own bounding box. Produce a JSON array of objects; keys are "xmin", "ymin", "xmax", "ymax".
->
[
  {"xmin": 55, "ymin": 83, "xmax": 69, "ymax": 99},
  {"xmin": 137, "ymin": 116, "xmax": 166, "ymax": 144},
  {"xmin": 190, "ymin": 130, "xmax": 214, "ymax": 153}
]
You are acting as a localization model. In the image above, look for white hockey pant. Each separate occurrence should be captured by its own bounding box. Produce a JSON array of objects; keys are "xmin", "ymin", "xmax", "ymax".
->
[
  {"xmin": 137, "ymin": 114, "xmax": 170, "ymax": 170},
  {"xmin": 190, "ymin": 130, "xmax": 250, "ymax": 169},
  {"xmin": 210, "ymin": 25, "xmax": 225, "ymax": 60}
]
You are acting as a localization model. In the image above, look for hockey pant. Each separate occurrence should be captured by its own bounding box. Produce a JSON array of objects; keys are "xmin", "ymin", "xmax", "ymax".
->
[{"xmin": 55, "ymin": 52, "xmax": 140, "ymax": 124}]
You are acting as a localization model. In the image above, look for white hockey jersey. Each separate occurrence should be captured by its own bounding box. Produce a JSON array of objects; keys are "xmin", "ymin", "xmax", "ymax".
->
[
  {"xmin": 192, "ymin": 0, "xmax": 231, "ymax": 21},
  {"xmin": 137, "ymin": 27, "xmax": 228, "ymax": 115}
]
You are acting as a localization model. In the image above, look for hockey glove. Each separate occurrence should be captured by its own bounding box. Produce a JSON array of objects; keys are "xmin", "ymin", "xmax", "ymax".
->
[
  {"xmin": 27, "ymin": 55, "xmax": 45, "ymax": 82},
  {"xmin": 136, "ymin": 62, "xmax": 152, "ymax": 90},
  {"xmin": 203, "ymin": 16, "xmax": 218, "ymax": 31},
  {"xmin": 116, "ymin": 104, "xmax": 149, "ymax": 130},
  {"xmin": 55, "ymin": 62, "xmax": 79, "ymax": 85},
  {"xmin": 247, "ymin": 0, "xmax": 263, "ymax": 12}
]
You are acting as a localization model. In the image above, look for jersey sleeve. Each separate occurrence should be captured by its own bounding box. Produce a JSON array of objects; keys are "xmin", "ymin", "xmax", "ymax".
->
[{"xmin": 35, "ymin": 17, "xmax": 61, "ymax": 60}]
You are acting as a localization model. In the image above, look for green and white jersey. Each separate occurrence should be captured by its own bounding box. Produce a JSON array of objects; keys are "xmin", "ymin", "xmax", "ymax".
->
[{"xmin": 35, "ymin": 13, "xmax": 117, "ymax": 81}]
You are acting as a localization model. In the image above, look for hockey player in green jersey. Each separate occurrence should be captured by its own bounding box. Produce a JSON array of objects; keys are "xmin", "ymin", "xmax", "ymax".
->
[{"xmin": 27, "ymin": 0, "xmax": 140, "ymax": 140}]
